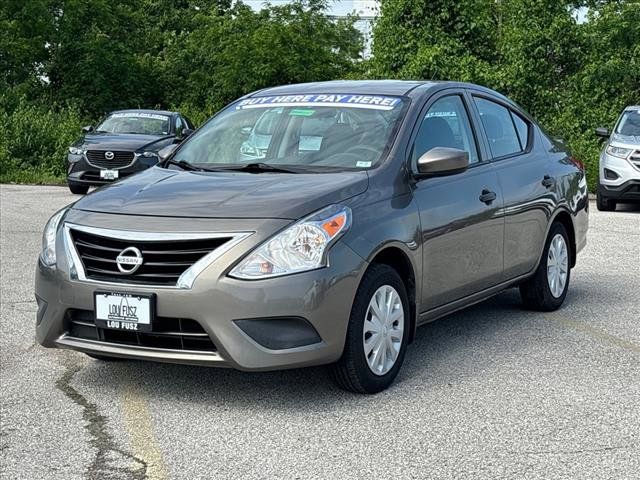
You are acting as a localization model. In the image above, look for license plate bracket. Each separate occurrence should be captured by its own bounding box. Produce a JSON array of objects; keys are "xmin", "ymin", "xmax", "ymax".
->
[{"xmin": 94, "ymin": 291, "xmax": 155, "ymax": 332}]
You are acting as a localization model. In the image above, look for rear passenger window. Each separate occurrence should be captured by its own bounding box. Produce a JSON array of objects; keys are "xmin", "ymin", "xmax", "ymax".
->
[
  {"xmin": 473, "ymin": 97, "xmax": 522, "ymax": 158},
  {"xmin": 511, "ymin": 113, "xmax": 529, "ymax": 150}
]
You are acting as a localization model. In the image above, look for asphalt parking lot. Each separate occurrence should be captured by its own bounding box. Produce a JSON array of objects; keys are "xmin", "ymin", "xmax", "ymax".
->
[{"xmin": 1, "ymin": 184, "xmax": 639, "ymax": 480}]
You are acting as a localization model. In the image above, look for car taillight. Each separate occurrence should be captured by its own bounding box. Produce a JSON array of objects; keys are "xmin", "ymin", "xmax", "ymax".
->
[{"xmin": 569, "ymin": 156, "xmax": 584, "ymax": 171}]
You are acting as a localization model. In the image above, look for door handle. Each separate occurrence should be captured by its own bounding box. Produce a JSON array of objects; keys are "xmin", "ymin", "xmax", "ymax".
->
[
  {"xmin": 542, "ymin": 175, "xmax": 555, "ymax": 188},
  {"xmin": 479, "ymin": 189, "xmax": 497, "ymax": 205}
]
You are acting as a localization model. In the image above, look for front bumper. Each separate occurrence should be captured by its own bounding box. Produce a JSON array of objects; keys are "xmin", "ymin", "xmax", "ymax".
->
[
  {"xmin": 599, "ymin": 151, "xmax": 640, "ymax": 191},
  {"xmin": 598, "ymin": 180, "xmax": 640, "ymax": 202},
  {"xmin": 67, "ymin": 154, "xmax": 159, "ymax": 186},
  {"xmin": 35, "ymin": 211, "xmax": 367, "ymax": 370}
]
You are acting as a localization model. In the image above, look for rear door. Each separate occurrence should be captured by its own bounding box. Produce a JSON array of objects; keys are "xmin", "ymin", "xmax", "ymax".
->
[
  {"xmin": 470, "ymin": 93, "xmax": 551, "ymax": 279},
  {"xmin": 411, "ymin": 90, "xmax": 505, "ymax": 311}
]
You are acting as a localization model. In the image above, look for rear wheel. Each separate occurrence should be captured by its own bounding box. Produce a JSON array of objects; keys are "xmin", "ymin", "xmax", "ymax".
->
[
  {"xmin": 596, "ymin": 191, "xmax": 616, "ymax": 211},
  {"xmin": 519, "ymin": 222, "xmax": 571, "ymax": 311},
  {"xmin": 68, "ymin": 182, "xmax": 89, "ymax": 195},
  {"xmin": 330, "ymin": 264, "xmax": 409, "ymax": 394}
]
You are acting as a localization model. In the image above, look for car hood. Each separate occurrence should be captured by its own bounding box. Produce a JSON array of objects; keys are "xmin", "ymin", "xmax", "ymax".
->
[
  {"xmin": 610, "ymin": 133, "xmax": 640, "ymax": 148},
  {"xmin": 77, "ymin": 133, "xmax": 173, "ymax": 152},
  {"xmin": 72, "ymin": 166, "xmax": 369, "ymax": 219}
]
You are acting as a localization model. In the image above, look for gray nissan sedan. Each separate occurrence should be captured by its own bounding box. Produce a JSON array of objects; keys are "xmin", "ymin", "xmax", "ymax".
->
[{"xmin": 36, "ymin": 81, "xmax": 588, "ymax": 393}]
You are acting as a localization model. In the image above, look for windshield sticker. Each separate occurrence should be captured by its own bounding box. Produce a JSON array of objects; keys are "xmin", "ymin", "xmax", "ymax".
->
[
  {"xmin": 289, "ymin": 109, "xmax": 316, "ymax": 116},
  {"xmin": 237, "ymin": 94, "xmax": 402, "ymax": 111},
  {"xmin": 111, "ymin": 112, "xmax": 169, "ymax": 121},
  {"xmin": 356, "ymin": 161, "xmax": 372, "ymax": 168}
]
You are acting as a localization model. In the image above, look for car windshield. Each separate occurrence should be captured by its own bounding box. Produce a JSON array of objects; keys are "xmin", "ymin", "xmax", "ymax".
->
[
  {"xmin": 615, "ymin": 109, "xmax": 640, "ymax": 136},
  {"xmin": 96, "ymin": 113, "xmax": 170, "ymax": 135},
  {"xmin": 170, "ymin": 94, "xmax": 406, "ymax": 171}
]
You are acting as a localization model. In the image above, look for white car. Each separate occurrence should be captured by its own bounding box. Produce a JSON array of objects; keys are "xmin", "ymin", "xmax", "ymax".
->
[{"xmin": 595, "ymin": 106, "xmax": 640, "ymax": 211}]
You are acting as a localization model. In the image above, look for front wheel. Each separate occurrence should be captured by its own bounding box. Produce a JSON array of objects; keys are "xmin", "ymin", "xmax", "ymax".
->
[
  {"xmin": 330, "ymin": 264, "xmax": 409, "ymax": 394},
  {"xmin": 519, "ymin": 222, "xmax": 571, "ymax": 311}
]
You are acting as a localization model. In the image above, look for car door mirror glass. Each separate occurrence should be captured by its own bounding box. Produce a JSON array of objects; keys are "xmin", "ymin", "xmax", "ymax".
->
[{"xmin": 417, "ymin": 147, "xmax": 469, "ymax": 176}]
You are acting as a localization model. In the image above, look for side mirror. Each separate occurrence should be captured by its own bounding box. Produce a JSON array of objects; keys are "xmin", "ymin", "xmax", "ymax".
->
[
  {"xmin": 82, "ymin": 125, "xmax": 94, "ymax": 133},
  {"xmin": 175, "ymin": 128, "xmax": 194, "ymax": 143},
  {"xmin": 416, "ymin": 147, "xmax": 469, "ymax": 177},
  {"xmin": 158, "ymin": 144, "xmax": 178, "ymax": 161},
  {"xmin": 595, "ymin": 127, "xmax": 610, "ymax": 139}
]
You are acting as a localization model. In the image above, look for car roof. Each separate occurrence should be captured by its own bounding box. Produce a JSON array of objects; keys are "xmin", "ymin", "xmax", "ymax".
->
[
  {"xmin": 109, "ymin": 109, "xmax": 177, "ymax": 116},
  {"xmin": 252, "ymin": 80, "xmax": 436, "ymax": 97},
  {"xmin": 623, "ymin": 105, "xmax": 640, "ymax": 111},
  {"xmin": 250, "ymin": 80, "xmax": 514, "ymax": 103}
]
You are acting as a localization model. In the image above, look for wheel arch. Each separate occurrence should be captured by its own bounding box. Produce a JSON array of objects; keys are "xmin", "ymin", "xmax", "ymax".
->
[
  {"xmin": 368, "ymin": 245, "xmax": 418, "ymax": 344},
  {"xmin": 550, "ymin": 208, "xmax": 577, "ymax": 268}
]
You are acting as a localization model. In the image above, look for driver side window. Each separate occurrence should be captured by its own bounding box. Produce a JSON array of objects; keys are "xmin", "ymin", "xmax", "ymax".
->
[
  {"xmin": 175, "ymin": 116, "xmax": 184, "ymax": 136},
  {"xmin": 413, "ymin": 95, "xmax": 479, "ymax": 164}
]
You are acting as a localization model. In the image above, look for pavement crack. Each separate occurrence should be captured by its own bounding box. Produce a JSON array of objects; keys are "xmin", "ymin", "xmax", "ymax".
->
[{"xmin": 55, "ymin": 362, "xmax": 148, "ymax": 480}]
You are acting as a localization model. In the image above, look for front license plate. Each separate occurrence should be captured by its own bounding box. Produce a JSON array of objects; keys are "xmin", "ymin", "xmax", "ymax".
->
[
  {"xmin": 94, "ymin": 292, "xmax": 154, "ymax": 332},
  {"xmin": 100, "ymin": 169, "xmax": 119, "ymax": 180}
]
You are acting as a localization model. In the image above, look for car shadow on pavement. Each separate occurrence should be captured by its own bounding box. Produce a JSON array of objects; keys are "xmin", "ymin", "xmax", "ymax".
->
[{"xmin": 71, "ymin": 287, "xmax": 561, "ymax": 410}]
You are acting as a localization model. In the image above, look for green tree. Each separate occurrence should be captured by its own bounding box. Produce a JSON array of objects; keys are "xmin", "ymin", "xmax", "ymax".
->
[
  {"xmin": 163, "ymin": 0, "xmax": 362, "ymax": 117},
  {"xmin": 0, "ymin": 0, "xmax": 55, "ymax": 94}
]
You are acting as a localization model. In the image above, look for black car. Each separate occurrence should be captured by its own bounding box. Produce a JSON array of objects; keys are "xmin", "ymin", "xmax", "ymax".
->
[{"xmin": 66, "ymin": 109, "xmax": 194, "ymax": 194}]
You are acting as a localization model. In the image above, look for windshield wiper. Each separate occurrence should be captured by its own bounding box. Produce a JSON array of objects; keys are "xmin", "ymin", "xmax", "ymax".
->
[
  {"xmin": 211, "ymin": 163, "xmax": 300, "ymax": 174},
  {"xmin": 164, "ymin": 159, "xmax": 205, "ymax": 171}
]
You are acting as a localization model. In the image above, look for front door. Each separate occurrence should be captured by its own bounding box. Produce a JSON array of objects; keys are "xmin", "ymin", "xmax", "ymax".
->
[{"xmin": 411, "ymin": 93, "xmax": 505, "ymax": 311}]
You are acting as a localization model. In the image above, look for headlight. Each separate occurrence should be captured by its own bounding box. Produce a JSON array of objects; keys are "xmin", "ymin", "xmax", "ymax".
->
[
  {"xmin": 229, "ymin": 204, "xmax": 352, "ymax": 279},
  {"xmin": 40, "ymin": 207, "xmax": 69, "ymax": 267},
  {"xmin": 606, "ymin": 145, "xmax": 632, "ymax": 159},
  {"xmin": 141, "ymin": 151, "xmax": 157, "ymax": 158},
  {"xmin": 68, "ymin": 147, "xmax": 84, "ymax": 155}
]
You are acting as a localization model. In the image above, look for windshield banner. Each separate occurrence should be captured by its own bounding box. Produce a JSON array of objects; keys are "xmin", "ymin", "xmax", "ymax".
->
[
  {"xmin": 236, "ymin": 94, "xmax": 402, "ymax": 111},
  {"xmin": 111, "ymin": 112, "xmax": 169, "ymax": 121}
]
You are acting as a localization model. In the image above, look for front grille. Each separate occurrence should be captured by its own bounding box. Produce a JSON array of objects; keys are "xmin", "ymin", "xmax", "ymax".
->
[
  {"xmin": 66, "ymin": 309, "xmax": 217, "ymax": 352},
  {"xmin": 86, "ymin": 150, "xmax": 135, "ymax": 169},
  {"xmin": 630, "ymin": 150, "xmax": 640, "ymax": 170},
  {"xmin": 70, "ymin": 229, "xmax": 231, "ymax": 286}
]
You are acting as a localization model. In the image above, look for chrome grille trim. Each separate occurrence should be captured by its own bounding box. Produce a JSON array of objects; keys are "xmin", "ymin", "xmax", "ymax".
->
[
  {"xmin": 63, "ymin": 223, "xmax": 253, "ymax": 289},
  {"xmin": 85, "ymin": 150, "xmax": 136, "ymax": 169}
]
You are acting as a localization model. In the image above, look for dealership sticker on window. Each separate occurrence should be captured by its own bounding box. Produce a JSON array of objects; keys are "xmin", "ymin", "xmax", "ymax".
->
[
  {"xmin": 289, "ymin": 109, "xmax": 316, "ymax": 116},
  {"xmin": 356, "ymin": 161, "xmax": 372, "ymax": 168},
  {"xmin": 237, "ymin": 94, "xmax": 402, "ymax": 111}
]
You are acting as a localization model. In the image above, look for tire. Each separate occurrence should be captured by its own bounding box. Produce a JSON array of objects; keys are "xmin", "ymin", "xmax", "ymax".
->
[
  {"xmin": 330, "ymin": 264, "xmax": 410, "ymax": 394},
  {"xmin": 596, "ymin": 191, "xmax": 616, "ymax": 211},
  {"xmin": 86, "ymin": 353, "xmax": 124, "ymax": 361},
  {"xmin": 68, "ymin": 182, "xmax": 89, "ymax": 195},
  {"xmin": 519, "ymin": 222, "xmax": 571, "ymax": 311}
]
